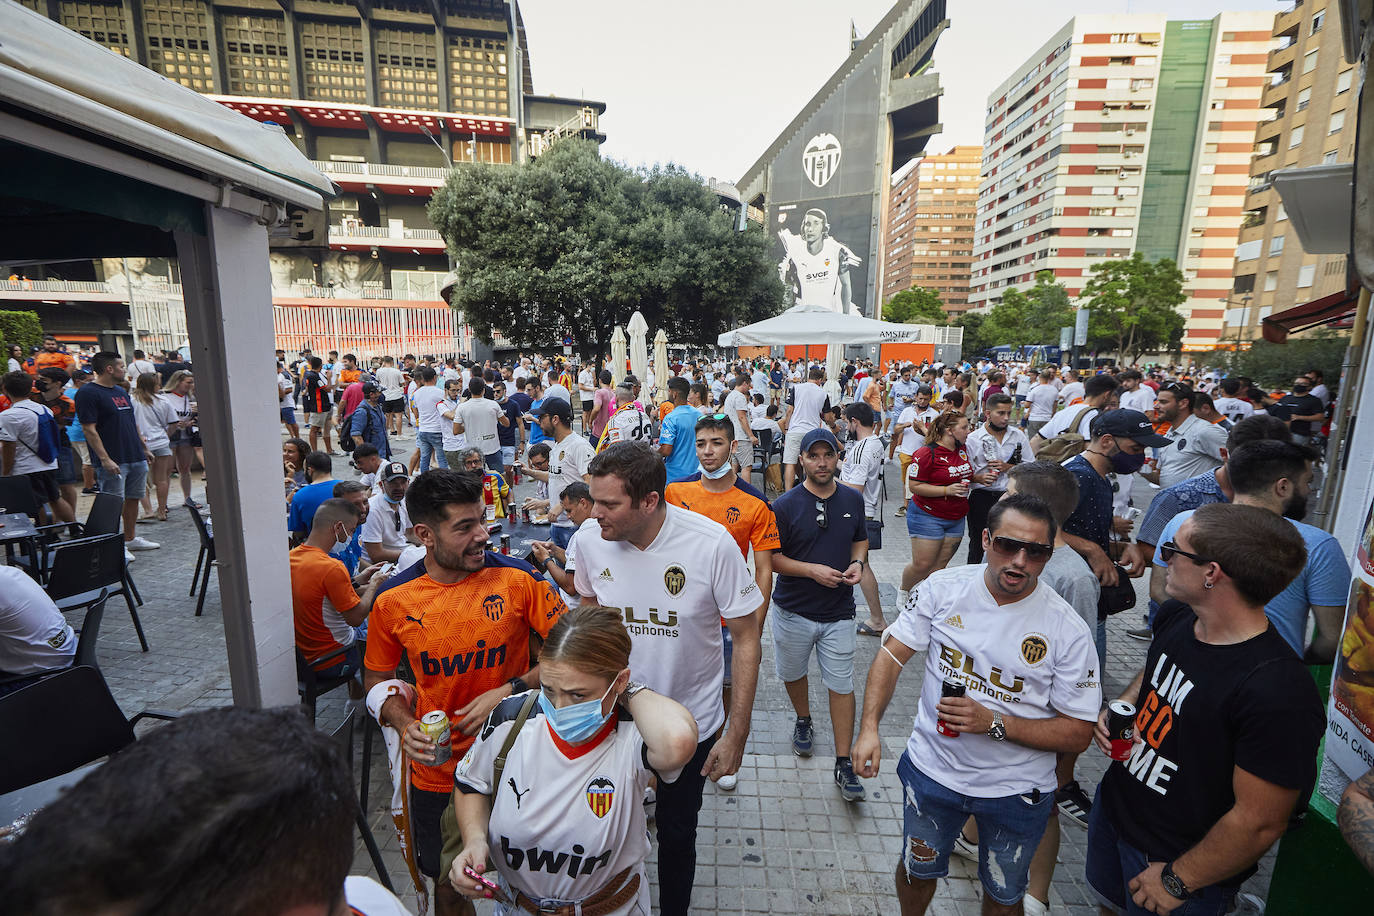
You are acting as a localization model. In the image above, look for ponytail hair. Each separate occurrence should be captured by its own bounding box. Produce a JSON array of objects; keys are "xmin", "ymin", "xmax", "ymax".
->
[{"xmin": 539, "ymin": 606, "xmax": 632, "ymax": 680}]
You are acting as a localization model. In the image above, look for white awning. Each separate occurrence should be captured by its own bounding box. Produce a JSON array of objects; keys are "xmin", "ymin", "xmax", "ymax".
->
[
  {"xmin": 0, "ymin": 3, "xmax": 331, "ymax": 209},
  {"xmin": 718, "ymin": 305, "xmax": 935, "ymax": 347}
]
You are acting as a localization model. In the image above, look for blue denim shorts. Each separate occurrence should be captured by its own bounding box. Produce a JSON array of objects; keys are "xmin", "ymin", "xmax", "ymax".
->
[
  {"xmin": 1085, "ymin": 784, "xmax": 1237, "ymax": 915},
  {"xmin": 897, "ymin": 754, "xmax": 1053, "ymax": 905},
  {"xmin": 905, "ymin": 502, "xmax": 967, "ymax": 541},
  {"xmin": 97, "ymin": 460, "xmax": 149, "ymax": 501},
  {"xmin": 55, "ymin": 444, "xmax": 78, "ymax": 485},
  {"xmin": 771, "ymin": 607, "xmax": 855, "ymax": 694}
]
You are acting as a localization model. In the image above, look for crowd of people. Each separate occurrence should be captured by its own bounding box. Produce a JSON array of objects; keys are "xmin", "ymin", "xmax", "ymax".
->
[{"xmin": 4, "ymin": 336, "xmax": 1371, "ymax": 916}]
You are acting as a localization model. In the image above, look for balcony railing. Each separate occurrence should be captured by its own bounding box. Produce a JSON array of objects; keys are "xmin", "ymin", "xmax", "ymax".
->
[
  {"xmin": 0, "ymin": 279, "xmax": 155, "ymax": 294},
  {"xmin": 0, "ymin": 278, "xmax": 443, "ymax": 302},
  {"xmin": 312, "ymin": 160, "xmax": 449, "ymax": 182},
  {"xmin": 330, "ymin": 224, "xmax": 444, "ymax": 242}
]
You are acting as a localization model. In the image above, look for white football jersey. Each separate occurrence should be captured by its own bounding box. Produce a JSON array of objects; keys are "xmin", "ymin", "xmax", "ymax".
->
[
  {"xmin": 1212, "ymin": 396, "xmax": 1254, "ymax": 424},
  {"xmin": 780, "ymin": 233, "xmax": 858, "ymax": 312},
  {"xmin": 604, "ymin": 406, "xmax": 654, "ymax": 447},
  {"xmin": 887, "ymin": 564, "xmax": 1100, "ymax": 797},
  {"xmin": 455, "ymin": 699, "xmax": 661, "ymax": 915},
  {"xmin": 573, "ymin": 504, "xmax": 758, "ymax": 736}
]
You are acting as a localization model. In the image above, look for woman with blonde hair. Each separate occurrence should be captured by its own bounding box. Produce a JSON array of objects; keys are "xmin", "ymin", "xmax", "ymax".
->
[
  {"xmin": 131, "ymin": 371, "xmax": 177, "ymax": 520},
  {"xmin": 449, "ymin": 606, "xmax": 697, "ymax": 915},
  {"xmin": 161, "ymin": 369, "xmax": 201, "ymax": 509},
  {"xmin": 901, "ymin": 408, "xmax": 974, "ymax": 599}
]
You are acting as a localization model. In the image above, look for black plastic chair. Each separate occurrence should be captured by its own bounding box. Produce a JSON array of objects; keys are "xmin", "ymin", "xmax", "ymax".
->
[
  {"xmin": 24, "ymin": 494, "xmax": 144, "ymax": 607},
  {"xmin": 186, "ymin": 503, "xmax": 215, "ymax": 616},
  {"xmin": 0, "ymin": 665, "xmax": 177, "ymax": 796},
  {"xmin": 0, "ymin": 475, "xmax": 41, "ymax": 520},
  {"xmin": 331, "ymin": 709, "xmax": 394, "ymax": 893},
  {"xmin": 44, "ymin": 534, "xmax": 149, "ymax": 652},
  {"xmin": 0, "ymin": 590, "xmax": 107, "ymax": 695},
  {"xmin": 296, "ymin": 645, "xmax": 357, "ymax": 722}
]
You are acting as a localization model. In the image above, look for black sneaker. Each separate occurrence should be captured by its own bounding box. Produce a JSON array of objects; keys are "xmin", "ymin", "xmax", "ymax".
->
[
  {"xmin": 791, "ymin": 717, "xmax": 814, "ymax": 757},
  {"xmin": 1056, "ymin": 780, "xmax": 1092, "ymax": 828},
  {"xmin": 1126, "ymin": 625, "xmax": 1153, "ymax": 642},
  {"xmin": 834, "ymin": 758, "xmax": 863, "ymax": 802}
]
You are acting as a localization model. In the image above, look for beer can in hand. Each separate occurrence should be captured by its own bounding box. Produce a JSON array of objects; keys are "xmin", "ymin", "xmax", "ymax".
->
[
  {"xmin": 936, "ymin": 679, "xmax": 966, "ymax": 738},
  {"xmin": 419, "ymin": 710, "xmax": 452, "ymax": 766},
  {"xmin": 1107, "ymin": 700, "xmax": 1136, "ymax": 761}
]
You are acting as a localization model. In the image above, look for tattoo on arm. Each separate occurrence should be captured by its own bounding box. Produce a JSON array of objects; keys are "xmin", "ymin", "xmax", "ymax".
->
[{"xmin": 1338, "ymin": 768, "xmax": 1374, "ymax": 875}]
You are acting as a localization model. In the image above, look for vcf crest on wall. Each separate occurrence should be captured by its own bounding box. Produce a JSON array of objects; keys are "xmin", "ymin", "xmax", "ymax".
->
[{"xmin": 803, "ymin": 133, "xmax": 842, "ymax": 188}]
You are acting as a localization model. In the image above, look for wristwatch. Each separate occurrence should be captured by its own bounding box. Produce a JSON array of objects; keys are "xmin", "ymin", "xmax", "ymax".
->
[
  {"xmin": 1160, "ymin": 862, "xmax": 1191, "ymax": 900},
  {"xmin": 619, "ymin": 680, "xmax": 647, "ymax": 707},
  {"xmin": 987, "ymin": 711, "xmax": 1007, "ymax": 742}
]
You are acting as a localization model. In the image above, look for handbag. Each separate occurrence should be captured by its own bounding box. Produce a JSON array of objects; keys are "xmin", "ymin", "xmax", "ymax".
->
[{"xmin": 1097, "ymin": 565, "xmax": 1137, "ymax": 617}]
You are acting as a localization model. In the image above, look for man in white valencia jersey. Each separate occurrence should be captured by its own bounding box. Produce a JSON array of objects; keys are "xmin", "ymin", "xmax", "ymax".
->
[
  {"xmin": 778, "ymin": 207, "xmax": 862, "ymax": 313},
  {"xmin": 573, "ymin": 442, "xmax": 762, "ymax": 916},
  {"xmin": 853, "ymin": 493, "xmax": 1100, "ymax": 916}
]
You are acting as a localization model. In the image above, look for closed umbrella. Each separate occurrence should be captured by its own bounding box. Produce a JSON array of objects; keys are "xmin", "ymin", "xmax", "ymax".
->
[
  {"xmin": 610, "ymin": 326, "xmax": 627, "ymax": 387},
  {"xmin": 627, "ymin": 310, "xmax": 649, "ymax": 386},
  {"xmin": 652, "ymin": 329, "xmax": 669, "ymax": 402},
  {"xmin": 826, "ymin": 343, "xmax": 845, "ymax": 403}
]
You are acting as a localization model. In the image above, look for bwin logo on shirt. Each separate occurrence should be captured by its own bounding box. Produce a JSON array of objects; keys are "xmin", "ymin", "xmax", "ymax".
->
[
  {"xmin": 420, "ymin": 640, "xmax": 508, "ymax": 676},
  {"xmin": 501, "ymin": 836, "xmax": 614, "ymax": 878}
]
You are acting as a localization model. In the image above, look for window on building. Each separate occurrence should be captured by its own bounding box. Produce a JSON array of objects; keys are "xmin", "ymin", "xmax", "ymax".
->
[
  {"xmin": 220, "ymin": 14, "xmax": 291, "ymax": 97},
  {"xmin": 1324, "ymin": 150, "xmax": 1341, "ymax": 164},
  {"xmin": 1235, "ymin": 239, "xmax": 1262, "ymax": 261},
  {"xmin": 1297, "ymin": 264, "xmax": 1316, "ymax": 287},
  {"xmin": 1338, "ymin": 70, "xmax": 1353, "ymax": 94},
  {"xmin": 1330, "ymin": 110, "xmax": 1346, "ymax": 134},
  {"xmin": 1276, "ymin": 202, "xmax": 1287, "ymax": 221},
  {"xmin": 1289, "ymin": 125, "xmax": 1305, "ymax": 148},
  {"xmin": 1297, "ymin": 88, "xmax": 1311, "ymax": 111},
  {"xmin": 142, "ymin": 0, "xmax": 213, "ymax": 91},
  {"xmin": 301, "ymin": 20, "xmax": 367, "ymax": 102},
  {"xmin": 1264, "ymin": 271, "xmax": 1278, "ymax": 291},
  {"xmin": 448, "ymin": 33, "xmax": 510, "ymax": 115},
  {"xmin": 1312, "ymin": 10, "xmax": 1325, "ymax": 32},
  {"xmin": 1270, "ymin": 235, "xmax": 1285, "ymax": 255},
  {"xmin": 1193, "ymin": 206, "xmax": 1209, "ymax": 217},
  {"xmin": 59, "ymin": 1, "xmax": 132, "ymax": 56},
  {"xmin": 376, "ymin": 27, "xmax": 440, "ymax": 109},
  {"xmin": 1303, "ymin": 50, "xmax": 1319, "ymax": 74}
]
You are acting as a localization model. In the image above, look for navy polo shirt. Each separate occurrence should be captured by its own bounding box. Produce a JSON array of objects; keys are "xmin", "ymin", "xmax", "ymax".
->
[
  {"xmin": 1061, "ymin": 454, "xmax": 1113, "ymax": 553},
  {"xmin": 771, "ymin": 483, "xmax": 867, "ymax": 622}
]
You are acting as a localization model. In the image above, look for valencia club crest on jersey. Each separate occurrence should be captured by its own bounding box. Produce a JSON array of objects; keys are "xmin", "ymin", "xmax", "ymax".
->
[
  {"xmin": 586, "ymin": 776, "xmax": 615, "ymax": 818},
  {"xmin": 663, "ymin": 564, "xmax": 687, "ymax": 597},
  {"xmin": 483, "ymin": 594, "xmax": 505, "ymax": 622}
]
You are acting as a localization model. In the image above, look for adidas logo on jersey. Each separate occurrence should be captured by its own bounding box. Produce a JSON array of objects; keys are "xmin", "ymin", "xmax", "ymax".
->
[
  {"xmin": 597, "ymin": 568, "xmax": 614, "ymax": 581},
  {"xmin": 947, "ymin": 615, "xmax": 964, "ymax": 629}
]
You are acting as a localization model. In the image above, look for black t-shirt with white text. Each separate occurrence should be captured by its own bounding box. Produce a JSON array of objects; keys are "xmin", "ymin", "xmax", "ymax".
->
[{"xmin": 1101, "ymin": 600, "xmax": 1324, "ymax": 881}]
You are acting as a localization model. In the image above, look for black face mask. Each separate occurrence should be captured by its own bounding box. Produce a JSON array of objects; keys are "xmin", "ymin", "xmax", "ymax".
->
[{"xmin": 1292, "ymin": 384, "xmax": 1311, "ymax": 394}]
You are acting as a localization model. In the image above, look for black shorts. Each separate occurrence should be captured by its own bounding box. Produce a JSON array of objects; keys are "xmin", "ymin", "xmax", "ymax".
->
[
  {"xmin": 581, "ymin": 398, "xmax": 593, "ymax": 412},
  {"xmin": 24, "ymin": 469, "xmax": 61, "ymax": 506},
  {"xmin": 383, "ymin": 398, "xmax": 405, "ymax": 414},
  {"xmin": 410, "ymin": 784, "xmax": 450, "ymax": 878}
]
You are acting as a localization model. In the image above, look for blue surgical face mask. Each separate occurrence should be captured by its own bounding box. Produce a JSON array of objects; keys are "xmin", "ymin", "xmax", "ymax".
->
[
  {"xmin": 700, "ymin": 461, "xmax": 732, "ymax": 480},
  {"xmin": 538, "ymin": 682, "xmax": 615, "ymax": 744}
]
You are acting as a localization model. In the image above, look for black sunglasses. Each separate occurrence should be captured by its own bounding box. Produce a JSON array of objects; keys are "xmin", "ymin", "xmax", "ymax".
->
[
  {"xmin": 989, "ymin": 536, "xmax": 1053, "ymax": 562},
  {"xmin": 1161, "ymin": 541, "xmax": 1212, "ymax": 566},
  {"xmin": 393, "ymin": 509, "xmax": 402, "ymax": 533},
  {"xmin": 815, "ymin": 499, "xmax": 828, "ymax": 530}
]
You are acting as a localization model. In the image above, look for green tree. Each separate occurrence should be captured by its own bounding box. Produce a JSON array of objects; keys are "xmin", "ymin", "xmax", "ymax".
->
[
  {"xmin": 0, "ymin": 310, "xmax": 42, "ymax": 361},
  {"xmin": 1225, "ymin": 330, "xmax": 1350, "ymax": 388},
  {"xmin": 952, "ymin": 311, "xmax": 989, "ymax": 356},
  {"xmin": 1080, "ymin": 253, "xmax": 1186, "ymax": 359},
  {"xmin": 882, "ymin": 287, "xmax": 946, "ymax": 324},
  {"xmin": 1019, "ymin": 271, "xmax": 1075, "ymax": 344},
  {"xmin": 427, "ymin": 140, "xmax": 782, "ymax": 356}
]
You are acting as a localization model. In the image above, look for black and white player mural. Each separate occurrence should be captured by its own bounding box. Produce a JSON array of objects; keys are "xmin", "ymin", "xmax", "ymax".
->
[{"xmin": 767, "ymin": 42, "xmax": 882, "ymax": 317}]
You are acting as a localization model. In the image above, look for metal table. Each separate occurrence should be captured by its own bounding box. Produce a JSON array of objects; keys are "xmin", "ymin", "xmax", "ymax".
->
[{"xmin": 0, "ymin": 512, "xmax": 39, "ymax": 570}]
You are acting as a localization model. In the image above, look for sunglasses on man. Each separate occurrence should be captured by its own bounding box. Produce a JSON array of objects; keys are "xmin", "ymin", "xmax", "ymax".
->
[{"xmin": 988, "ymin": 536, "xmax": 1053, "ymax": 562}]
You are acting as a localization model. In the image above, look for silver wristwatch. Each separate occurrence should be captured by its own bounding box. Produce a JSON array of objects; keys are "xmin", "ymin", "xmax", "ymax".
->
[
  {"xmin": 987, "ymin": 711, "xmax": 1007, "ymax": 742},
  {"xmin": 621, "ymin": 680, "xmax": 648, "ymax": 704}
]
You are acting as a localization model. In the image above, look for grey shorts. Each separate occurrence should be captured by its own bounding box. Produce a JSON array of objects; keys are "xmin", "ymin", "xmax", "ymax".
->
[
  {"xmin": 307, "ymin": 412, "xmax": 329, "ymax": 429},
  {"xmin": 771, "ymin": 606, "xmax": 855, "ymax": 694}
]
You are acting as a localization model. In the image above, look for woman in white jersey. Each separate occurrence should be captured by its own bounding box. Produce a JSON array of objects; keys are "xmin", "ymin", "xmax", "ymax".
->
[{"xmin": 450, "ymin": 606, "xmax": 697, "ymax": 915}]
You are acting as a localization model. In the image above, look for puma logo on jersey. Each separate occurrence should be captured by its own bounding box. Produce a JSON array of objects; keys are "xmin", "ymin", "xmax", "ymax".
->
[
  {"xmin": 419, "ymin": 640, "xmax": 508, "ymax": 677},
  {"xmin": 508, "ymin": 777, "xmax": 530, "ymax": 809},
  {"xmin": 946, "ymin": 615, "xmax": 964, "ymax": 629},
  {"xmin": 500, "ymin": 836, "xmax": 613, "ymax": 878},
  {"xmin": 597, "ymin": 568, "xmax": 614, "ymax": 581}
]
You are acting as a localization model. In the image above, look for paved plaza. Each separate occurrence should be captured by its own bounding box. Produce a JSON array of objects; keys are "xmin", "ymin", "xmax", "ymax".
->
[{"xmin": 78, "ymin": 435, "xmax": 1276, "ymax": 915}]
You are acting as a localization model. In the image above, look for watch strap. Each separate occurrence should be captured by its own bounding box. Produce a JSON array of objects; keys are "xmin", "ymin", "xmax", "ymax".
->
[{"xmin": 1161, "ymin": 862, "xmax": 1191, "ymax": 899}]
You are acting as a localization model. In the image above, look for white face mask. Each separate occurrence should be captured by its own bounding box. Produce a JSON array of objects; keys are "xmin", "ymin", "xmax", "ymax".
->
[
  {"xmin": 700, "ymin": 460, "xmax": 732, "ymax": 480},
  {"xmin": 330, "ymin": 523, "xmax": 352, "ymax": 556}
]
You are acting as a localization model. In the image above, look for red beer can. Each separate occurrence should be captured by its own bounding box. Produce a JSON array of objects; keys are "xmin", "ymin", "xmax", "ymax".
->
[
  {"xmin": 1107, "ymin": 700, "xmax": 1136, "ymax": 761},
  {"xmin": 936, "ymin": 679, "xmax": 965, "ymax": 738}
]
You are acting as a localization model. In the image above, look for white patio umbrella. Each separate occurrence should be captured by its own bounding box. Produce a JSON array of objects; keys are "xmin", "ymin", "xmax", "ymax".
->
[
  {"xmin": 825, "ymin": 343, "xmax": 845, "ymax": 401},
  {"xmin": 652, "ymin": 328, "xmax": 669, "ymax": 400},
  {"xmin": 717, "ymin": 304, "xmax": 932, "ymax": 347},
  {"xmin": 627, "ymin": 310, "xmax": 649, "ymax": 384},
  {"xmin": 609, "ymin": 325, "xmax": 627, "ymax": 386}
]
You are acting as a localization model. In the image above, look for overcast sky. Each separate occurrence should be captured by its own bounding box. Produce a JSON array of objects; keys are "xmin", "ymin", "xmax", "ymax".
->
[{"xmin": 518, "ymin": 0, "xmax": 1260, "ymax": 182}]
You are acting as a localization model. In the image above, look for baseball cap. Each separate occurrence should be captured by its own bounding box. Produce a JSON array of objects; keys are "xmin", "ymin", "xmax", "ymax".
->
[
  {"xmin": 380, "ymin": 461, "xmax": 409, "ymax": 481},
  {"xmin": 1094, "ymin": 409, "xmax": 1170, "ymax": 447},
  {"xmin": 533, "ymin": 396, "xmax": 572, "ymax": 422},
  {"xmin": 800, "ymin": 428, "xmax": 839, "ymax": 454}
]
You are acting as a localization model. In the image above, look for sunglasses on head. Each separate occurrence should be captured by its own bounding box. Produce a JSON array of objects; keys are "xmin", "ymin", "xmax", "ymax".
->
[{"xmin": 989, "ymin": 536, "xmax": 1053, "ymax": 562}]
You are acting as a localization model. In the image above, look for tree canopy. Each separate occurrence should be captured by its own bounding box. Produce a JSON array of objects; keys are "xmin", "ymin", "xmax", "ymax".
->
[
  {"xmin": 427, "ymin": 140, "xmax": 783, "ymax": 356},
  {"xmin": 1080, "ymin": 253, "xmax": 1186, "ymax": 359},
  {"xmin": 976, "ymin": 272, "xmax": 1075, "ymax": 351},
  {"xmin": 882, "ymin": 287, "xmax": 947, "ymax": 324}
]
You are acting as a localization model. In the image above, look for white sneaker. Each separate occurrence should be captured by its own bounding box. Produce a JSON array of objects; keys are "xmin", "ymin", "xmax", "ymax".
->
[
  {"xmin": 1023, "ymin": 896, "xmax": 1048, "ymax": 916},
  {"xmin": 124, "ymin": 550, "xmax": 136, "ymax": 564},
  {"xmin": 127, "ymin": 536, "xmax": 160, "ymax": 551},
  {"xmin": 952, "ymin": 830, "xmax": 978, "ymax": 863},
  {"xmin": 717, "ymin": 772, "xmax": 738, "ymax": 791}
]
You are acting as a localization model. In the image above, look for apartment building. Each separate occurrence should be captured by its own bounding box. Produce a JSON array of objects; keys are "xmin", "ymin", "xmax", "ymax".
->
[
  {"xmin": 1226, "ymin": 1, "xmax": 1356, "ymax": 345},
  {"xmin": 882, "ymin": 145, "xmax": 981, "ymax": 316},
  {"xmin": 969, "ymin": 13, "xmax": 1274, "ymax": 352}
]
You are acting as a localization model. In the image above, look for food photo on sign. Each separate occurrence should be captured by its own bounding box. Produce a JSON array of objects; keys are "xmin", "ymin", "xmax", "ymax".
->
[{"xmin": 1330, "ymin": 497, "xmax": 1374, "ymax": 778}]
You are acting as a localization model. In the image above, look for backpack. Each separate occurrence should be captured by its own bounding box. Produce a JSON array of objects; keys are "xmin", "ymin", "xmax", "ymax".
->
[
  {"xmin": 1034, "ymin": 405, "xmax": 1097, "ymax": 465},
  {"xmin": 340, "ymin": 404, "xmax": 374, "ymax": 454},
  {"xmin": 14, "ymin": 402, "xmax": 60, "ymax": 464}
]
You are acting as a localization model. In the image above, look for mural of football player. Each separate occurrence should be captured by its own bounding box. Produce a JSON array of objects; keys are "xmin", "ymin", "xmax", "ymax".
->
[{"xmin": 777, "ymin": 207, "xmax": 862, "ymax": 314}]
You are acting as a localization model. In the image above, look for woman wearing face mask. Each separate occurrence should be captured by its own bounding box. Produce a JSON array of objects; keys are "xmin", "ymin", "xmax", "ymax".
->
[
  {"xmin": 901, "ymin": 409, "xmax": 975, "ymax": 601},
  {"xmin": 449, "ymin": 606, "xmax": 697, "ymax": 915}
]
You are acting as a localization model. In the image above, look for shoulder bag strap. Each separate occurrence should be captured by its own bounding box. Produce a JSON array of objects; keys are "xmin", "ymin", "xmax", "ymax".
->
[{"xmin": 491, "ymin": 689, "xmax": 540, "ymax": 792}]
